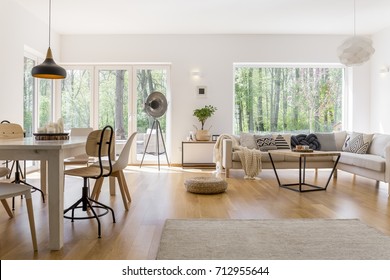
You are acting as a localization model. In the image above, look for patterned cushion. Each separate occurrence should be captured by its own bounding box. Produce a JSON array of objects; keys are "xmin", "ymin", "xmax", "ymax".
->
[
  {"xmin": 291, "ymin": 134, "xmax": 321, "ymax": 150},
  {"xmin": 342, "ymin": 132, "xmax": 373, "ymax": 154},
  {"xmin": 273, "ymin": 134, "xmax": 290, "ymax": 149},
  {"xmin": 255, "ymin": 135, "xmax": 277, "ymax": 151}
]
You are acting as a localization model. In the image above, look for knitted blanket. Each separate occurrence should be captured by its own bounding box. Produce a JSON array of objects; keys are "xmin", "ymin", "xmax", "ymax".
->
[
  {"xmin": 213, "ymin": 134, "xmax": 262, "ymax": 179},
  {"xmin": 236, "ymin": 146, "xmax": 262, "ymax": 179}
]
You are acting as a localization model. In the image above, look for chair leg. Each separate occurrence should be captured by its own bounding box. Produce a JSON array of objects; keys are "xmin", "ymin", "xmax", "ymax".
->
[
  {"xmin": 64, "ymin": 197, "xmax": 84, "ymax": 222},
  {"xmin": 1, "ymin": 199, "xmax": 13, "ymax": 218},
  {"xmin": 64, "ymin": 177, "xmax": 115, "ymax": 238},
  {"xmin": 91, "ymin": 177, "xmax": 104, "ymax": 201},
  {"xmin": 84, "ymin": 197, "xmax": 102, "ymax": 238},
  {"xmin": 25, "ymin": 196, "xmax": 38, "ymax": 251},
  {"xmin": 115, "ymin": 173, "xmax": 129, "ymax": 211},
  {"xmin": 118, "ymin": 171, "xmax": 131, "ymax": 203}
]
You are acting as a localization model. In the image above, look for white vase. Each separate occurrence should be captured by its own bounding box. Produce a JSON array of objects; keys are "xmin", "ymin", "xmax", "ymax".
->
[{"xmin": 195, "ymin": 130, "xmax": 211, "ymax": 141}]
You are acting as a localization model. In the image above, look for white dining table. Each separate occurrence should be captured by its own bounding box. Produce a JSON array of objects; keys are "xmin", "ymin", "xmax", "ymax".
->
[{"xmin": 0, "ymin": 136, "xmax": 86, "ymax": 250}]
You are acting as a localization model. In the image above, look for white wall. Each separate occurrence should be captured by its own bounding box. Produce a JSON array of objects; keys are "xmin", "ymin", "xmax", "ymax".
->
[
  {"xmin": 61, "ymin": 34, "xmax": 372, "ymax": 163},
  {"xmin": 371, "ymin": 26, "xmax": 390, "ymax": 133},
  {"xmin": 0, "ymin": 1, "xmax": 377, "ymax": 164},
  {"xmin": 0, "ymin": 0, "xmax": 61, "ymax": 124}
]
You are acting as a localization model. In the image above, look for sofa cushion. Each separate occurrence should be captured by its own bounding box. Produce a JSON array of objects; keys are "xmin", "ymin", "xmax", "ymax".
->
[
  {"xmin": 240, "ymin": 133, "xmax": 257, "ymax": 149},
  {"xmin": 291, "ymin": 134, "xmax": 321, "ymax": 150},
  {"xmin": 339, "ymin": 152, "xmax": 385, "ymax": 172},
  {"xmin": 315, "ymin": 132, "xmax": 337, "ymax": 151},
  {"xmin": 273, "ymin": 134, "xmax": 291, "ymax": 149},
  {"xmin": 232, "ymin": 151, "xmax": 285, "ymax": 162},
  {"xmin": 334, "ymin": 131, "xmax": 347, "ymax": 150},
  {"xmin": 342, "ymin": 132, "xmax": 373, "ymax": 154},
  {"xmin": 254, "ymin": 135, "xmax": 277, "ymax": 151},
  {"xmin": 368, "ymin": 133, "xmax": 390, "ymax": 158}
]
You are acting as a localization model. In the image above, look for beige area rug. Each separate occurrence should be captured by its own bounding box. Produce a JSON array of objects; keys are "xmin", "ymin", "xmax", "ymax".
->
[{"xmin": 156, "ymin": 219, "xmax": 390, "ymax": 260}]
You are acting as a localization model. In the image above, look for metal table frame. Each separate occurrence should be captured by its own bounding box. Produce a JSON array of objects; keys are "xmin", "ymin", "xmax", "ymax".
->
[{"xmin": 268, "ymin": 150, "xmax": 341, "ymax": 192}]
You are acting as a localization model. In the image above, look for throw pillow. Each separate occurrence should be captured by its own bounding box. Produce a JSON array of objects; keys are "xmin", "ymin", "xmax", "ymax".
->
[
  {"xmin": 291, "ymin": 134, "xmax": 321, "ymax": 150},
  {"xmin": 342, "ymin": 132, "xmax": 373, "ymax": 154},
  {"xmin": 273, "ymin": 134, "xmax": 290, "ymax": 149},
  {"xmin": 314, "ymin": 133, "xmax": 337, "ymax": 151},
  {"xmin": 291, "ymin": 134, "xmax": 306, "ymax": 148},
  {"xmin": 239, "ymin": 133, "xmax": 257, "ymax": 149},
  {"xmin": 254, "ymin": 135, "xmax": 277, "ymax": 151}
]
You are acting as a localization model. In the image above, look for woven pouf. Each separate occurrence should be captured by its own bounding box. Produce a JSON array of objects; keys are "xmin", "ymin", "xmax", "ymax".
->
[{"xmin": 184, "ymin": 177, "xmax": 228, "ymax": 194}]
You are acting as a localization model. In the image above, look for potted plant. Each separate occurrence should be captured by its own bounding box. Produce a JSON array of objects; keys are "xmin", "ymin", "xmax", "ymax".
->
[{"xmin": 193, "ymin": 105, "xmax": 217, "ymax": 141}]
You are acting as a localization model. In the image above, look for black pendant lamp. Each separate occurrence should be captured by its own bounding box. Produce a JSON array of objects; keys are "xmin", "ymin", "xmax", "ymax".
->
[{"xmin": 31, "ymin": 0, "xmax": 66, "ymax": 79}]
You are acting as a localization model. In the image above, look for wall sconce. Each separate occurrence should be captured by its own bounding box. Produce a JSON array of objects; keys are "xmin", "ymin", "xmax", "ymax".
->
[
  {"xmin": 379, "ymin": 66, "xmax": 390, "ymax": 75},
  {"xmin": 191, "ymin": 71, "xmax": 202, "ymax": 79}
]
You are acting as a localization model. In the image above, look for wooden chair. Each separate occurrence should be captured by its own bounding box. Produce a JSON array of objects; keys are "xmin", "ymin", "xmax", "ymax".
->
[
  {"xmin": 64, "ymin": 127, "xmax": 94, "ymax": 166},
  {"xmin": 91, "ymin": 132, "xmax": 137, "ymax": 211},
  {"xmin": 63, "ymin": 125, "xmax": 115, "ymax": 238},
  {"xmin": 0, "ymin": 183, "xmax": 38, "ymax": 251},
  {"xmin": 0, "ymin": 122, "xmax": 45, "ymax": 208},
  {"xmin": 0, "ymin": 167, "xmax": 10, "ymax": 178}
]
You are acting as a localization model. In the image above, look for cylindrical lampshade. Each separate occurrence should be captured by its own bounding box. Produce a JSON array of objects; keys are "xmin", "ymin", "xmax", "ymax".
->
[
  {"xmin": 31, "ymin": 47, "xmax": 67, "ymax": 79},
  {"xmin": 337, "ymin": 36, "xmax": 375, "ymax": 66}
]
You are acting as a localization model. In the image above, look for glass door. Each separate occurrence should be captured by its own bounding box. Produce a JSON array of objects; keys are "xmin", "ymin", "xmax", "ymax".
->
[
  {"xmin": 97, "ymin": 68, "xmax": 129, "ymax": 138},
  {"xmin": 132, "ymin": 66, "xmax": 170, "ymax": 164}
]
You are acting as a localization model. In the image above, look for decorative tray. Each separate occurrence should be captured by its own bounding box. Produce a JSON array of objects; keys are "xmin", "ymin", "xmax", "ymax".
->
[
  {"xmin": 33, "ymin": 133, "xmax": 69, "ymax": 140},
  {"xmin": 292, "ymin": 148, "xmax": 313, "ymax": 153}
]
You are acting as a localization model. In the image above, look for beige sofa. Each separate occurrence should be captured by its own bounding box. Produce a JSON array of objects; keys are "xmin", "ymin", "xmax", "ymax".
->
[{"xmin": 221, "ymin": 131, "xmax": 390, "ymax": 193}]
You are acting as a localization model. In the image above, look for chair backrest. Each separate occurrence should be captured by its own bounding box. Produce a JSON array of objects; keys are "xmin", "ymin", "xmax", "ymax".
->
[
  {"xmin": 0, "ymin": 122, "xmax": 24, "ymax": 139},
  {"xmin": 0, "ymin": 167, "xmax": 10, "ymax": 178},
  {"xmin": 114, "ymin": 132, "xmax": 137, "ymax": 171},
  {"xmin": 86, "ymin": 126, "xmax": 114, "ymax": 178}
]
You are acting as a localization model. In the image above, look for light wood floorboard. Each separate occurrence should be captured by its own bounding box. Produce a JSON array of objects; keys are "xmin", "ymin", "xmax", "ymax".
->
[{"xmin": 1, "ymin": 166, "xmax": 390, "ymax": 260}]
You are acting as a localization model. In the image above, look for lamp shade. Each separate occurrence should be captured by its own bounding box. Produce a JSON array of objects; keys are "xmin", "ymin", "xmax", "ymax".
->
[
  {"xmin": 337, "ymin": 36, "xmax": 375, "ymax": 67},
  {"xmin": 31, "ymin": 47, "xmax": 67, "ymax": 79}
]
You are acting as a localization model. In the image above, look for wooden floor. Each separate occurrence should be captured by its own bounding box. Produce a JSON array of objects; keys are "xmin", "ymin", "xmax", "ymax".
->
[{"xmin": 1, "ymin": 166, "xmax": 390, "ymax": 260}]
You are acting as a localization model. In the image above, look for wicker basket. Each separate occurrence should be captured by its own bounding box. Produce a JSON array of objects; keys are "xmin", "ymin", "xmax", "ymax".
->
[{"xmin": 33, "ymin": 133, "xmax": 69, "ymax": 140}]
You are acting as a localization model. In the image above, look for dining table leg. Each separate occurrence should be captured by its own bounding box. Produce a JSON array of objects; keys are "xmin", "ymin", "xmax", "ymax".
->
[{"xmin": 47, "ymin": 149, "xmax": 65, "ymax": 250}]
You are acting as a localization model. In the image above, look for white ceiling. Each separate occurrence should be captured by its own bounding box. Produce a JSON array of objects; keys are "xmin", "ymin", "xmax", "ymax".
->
[{"xmin": 14, "ymin": 0, "xmax": 390, "ymax": 35}]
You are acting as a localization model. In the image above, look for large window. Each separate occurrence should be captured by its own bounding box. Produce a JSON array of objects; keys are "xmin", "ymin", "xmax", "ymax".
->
[
  {"xmin": 58, "ymin": 65, "xmax": 170, "ymax": 164},
  {"xmin": 98, "ymin": 69, "xmax": 129, "ymax": 140},
  {"xmin": 135, "ymin": 67, "xmax": 168, "ymax": 161},
  {"xmin": 234, "ymin": 65, "xmax": 344, "ymax": 134},
  {"xmin": 61, "ymin": 69, "xmax": 92, "ymax": 131},
  {"xmin": 24, "ymin": 54, "xmax": 54, "ymax": 137},
  {"xmin": 23, "ymin": 56, "xmax": 35, "ymax": 136}
]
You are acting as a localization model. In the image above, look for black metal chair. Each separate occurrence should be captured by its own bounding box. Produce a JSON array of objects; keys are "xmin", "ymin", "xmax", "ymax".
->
[{"xmin": 63, "ymin": 125, "xmax": 115, "ymax": 238}]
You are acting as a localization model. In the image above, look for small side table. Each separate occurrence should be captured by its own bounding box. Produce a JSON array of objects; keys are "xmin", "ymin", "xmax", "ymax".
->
[{"xmin": 182, "ymin": 141, "xmax": 216, "ymax": 168}]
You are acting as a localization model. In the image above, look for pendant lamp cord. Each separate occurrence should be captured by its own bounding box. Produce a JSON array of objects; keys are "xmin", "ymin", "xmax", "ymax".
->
[{"xmin": 48, "ymin": 0, "xmax": 51, "ymax": 48}]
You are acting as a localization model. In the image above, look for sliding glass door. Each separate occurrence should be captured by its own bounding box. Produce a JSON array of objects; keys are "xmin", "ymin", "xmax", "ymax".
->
[
  {"xmin": 59, "ymin": 64, "xmax": 170, "ymax": 165},
  {"xmin": 61, "ymin": 68, "xmax": 92, "ymax": 131},
  {"xmin": 133, "ymin": 66, "xmax": 169, "ymax": 164},
  {"xmin": 97, "ymin": 69, "xmax": 129, "ymax": 140}
]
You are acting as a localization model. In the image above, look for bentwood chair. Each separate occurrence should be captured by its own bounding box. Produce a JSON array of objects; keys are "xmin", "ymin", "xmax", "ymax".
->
[
  {"xmin": 91, "ymin": 132, "xmax": 137, "ymax": 210},
  {"xmin": 63, "ymin": 125, "xmax": 115, "ymax": 238},
  {"xmin": 0, "ymin": 182, "xmax": 38, "ymax": 251},
  {"xmin": 0, "ymin": 122, "xmax": 45, "ymax": 209}
]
